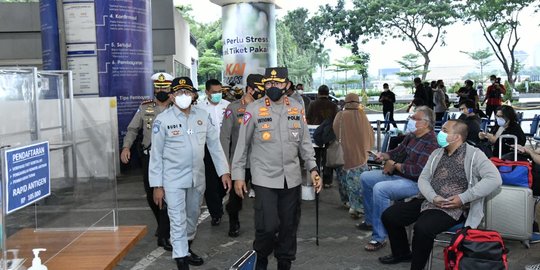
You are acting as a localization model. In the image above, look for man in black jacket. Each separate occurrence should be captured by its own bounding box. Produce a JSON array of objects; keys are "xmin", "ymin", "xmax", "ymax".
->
[
  {"xmin": 307, "ymin": 85, "xmax": 339, "ymax": 188},
  {"xmin": 457, "ymin": 100, "xmax": 481, "ymax": 146}
]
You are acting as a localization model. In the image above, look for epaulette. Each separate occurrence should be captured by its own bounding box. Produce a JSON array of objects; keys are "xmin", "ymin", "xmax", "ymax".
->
[{"xmin": 141, "ymin": 99, "xmax": 153, "ymax": 105}]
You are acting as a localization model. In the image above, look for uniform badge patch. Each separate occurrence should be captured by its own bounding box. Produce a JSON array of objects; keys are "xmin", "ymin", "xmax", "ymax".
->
[
  {"xmin": 262, "ymin": 131, "xmax": 271, "ymax": 141},
  {"xmin": 152, "ymin": 120, "xmax": 161, "ymax": 134},
  {"xmin": 224, "ymin": 109, "xmax": 232, "ymax": 119},
  {"xmin": 258, "ymin": 112, "xmax": 270, "ymax": 117},
  {"xmin": 259, "ymin": 107, "xmax": 269, "ymax": 113},
  {"xmin": 291, "ymin": 131, "xmax": 299, "ymax": 138},
  {"xmin": 261, "ymin": 123, "xmax": 271, "ymax": 129},
  {"xmin": 243, "ymin": 112, "xmax": 252, "ymax": 125},
  {"xmin": 287, "ymin": 108, "xmax": 299, "ymax": 115},
  {"xmin": 197, "ymin": 120, "xmax": 203, "ymax": 125},
  {"xmin": 293, "ymin": 122, "xmax": 300, "ymax": 129},
  {"xmin": 172, "ymin": 130, "xmax": 181, "ymax": 136},
  {"xmin": 237, "ymin": 117, "xmax": 243, "ymax": 124},
  {"xmin": 238, "ymin": 108, "xmax": 246, "ymax": 113}
]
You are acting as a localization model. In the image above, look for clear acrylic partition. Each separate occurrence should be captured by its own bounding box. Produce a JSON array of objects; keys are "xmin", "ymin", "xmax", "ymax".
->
[{"xmin": 0, "ymin": 68, "xmax": 119, "ymax": 269}]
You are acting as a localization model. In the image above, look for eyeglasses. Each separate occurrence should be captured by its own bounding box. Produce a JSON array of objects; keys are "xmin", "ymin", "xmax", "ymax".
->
[
  {"xmin": 173, "ymin": 89, "xmax": 193, "ymax": 96},
  {"xmin": 264, "ymin": 81, "xmax": 286, "ymax": 87},
  {"xmin": 408, "ymin": 115, "xmax": 426, "ymax": 122}
]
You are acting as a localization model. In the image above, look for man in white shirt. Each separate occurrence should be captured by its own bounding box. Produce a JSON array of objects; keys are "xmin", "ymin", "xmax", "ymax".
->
[{"xmin": 196, "ymin": 79, "xmax": 231, "ymax": 225}]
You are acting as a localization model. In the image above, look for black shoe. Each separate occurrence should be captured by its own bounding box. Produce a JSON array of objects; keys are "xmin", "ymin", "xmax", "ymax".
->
[
  {"xmin": 157, "ymin": 238, "xmax": 172, "ymax": 252},
  {"xmin": 277, "ymin": 260, "xmax": 291, "ymax": 270},
  {"xmin": 187, "ymin": 248, "xmax": 204, "ymax": 266},
  {"xmin": 211, "ymin": 217, "xmax": 221, "ymax": 226},
  {"xmin": 378, "ymin": 253, "xmax": 412, "ymax": 264},
  {"xmin": 175, "ymin": 257, "xmax": 190, "ymax": 270},
  {"xmin": 355, "ymin": 221, "xmax": 373, "ymax": 231},
  {"xmin": 228, "ymin": 220, "xmax": 240, "ymax": 237}
]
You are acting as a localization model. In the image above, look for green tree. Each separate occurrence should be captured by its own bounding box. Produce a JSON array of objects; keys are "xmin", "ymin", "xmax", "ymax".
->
[
  {"xmin": 198, "ymin": 50, "xmax": 222, "ymax": 82},
  {"xmin": 462, "ymin": 0, "xmax": 536, "ymax": 89},
  {"xmin": 460, "ymin": 48, "xmax": 493, "ymax": 85},
  {"xmin": 395, "ymin": 54, "xmax": 426, "ymax": 92},
  {"xmin": 314, "ymin": 0, "xmax": 458, "ymax": 80}
]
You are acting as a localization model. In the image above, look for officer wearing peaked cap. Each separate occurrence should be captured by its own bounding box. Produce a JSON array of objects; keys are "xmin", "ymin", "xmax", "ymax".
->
[
  {"xmin": 150, "ymin": 76, "xmax": 232, "ymax": 270},
  {"xmin": 121, "ymin": 72, "xmax": 173, "ymax": 251},
  {"xmin": 220, "ymin": 73, "xmax": 265, "ymax": 238},
  {"xmin": 232, "ymin": 67, "xmax": 321, "ymax": 270}
]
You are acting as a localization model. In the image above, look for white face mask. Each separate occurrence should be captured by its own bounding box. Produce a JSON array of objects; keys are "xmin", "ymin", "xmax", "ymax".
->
[
  {"xmin": 406, "ymin": 119, "xmax": 417, "ymax": 133},
  {"xmin": 175, "ymin": 94, "xmax": 192, "ymax": 109},
  {"xmin": 297, "ymin": 90, "xmax": 304, "ymax": 95}
]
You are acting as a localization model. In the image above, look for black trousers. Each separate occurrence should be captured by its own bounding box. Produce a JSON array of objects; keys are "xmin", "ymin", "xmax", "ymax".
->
[
  {"xmin": 314, "ymin": 147, "xmax": 333, "ymax": 185},
  {"xmin": 485, "ymin": 105, "xmax": 499, "ymax": 120},
  {"xmin": 383, "ymin": 109, "xmax": 398, "ymax": 129},
  {"xmin": 140, "ymin": 152, "xmax": 170, "ymax": 239},
  {"xmin": 204, "ymin": 145, "xmax": 226, "ymax": 219},
  {"xmin": 381, "ymin": 198, "xmax": 462, "ymax": 270},
  {"xmin": 226, "ymin": 169, "xmax": 252, "ymax": 219},
  {"xmin": 253, "ymin": 184, "xmax": 301, "ymax": 268}
]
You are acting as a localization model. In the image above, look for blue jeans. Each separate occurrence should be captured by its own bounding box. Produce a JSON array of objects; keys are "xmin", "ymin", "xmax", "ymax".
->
[{"xmin": 360, "ymin": 170, "xmax": 419, "ymax": 242}]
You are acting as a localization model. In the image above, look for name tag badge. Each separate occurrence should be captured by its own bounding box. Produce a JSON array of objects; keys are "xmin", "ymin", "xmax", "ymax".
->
[{"xmin": 169, "ymin": 129, "xmax": 182, "ymax": 137}]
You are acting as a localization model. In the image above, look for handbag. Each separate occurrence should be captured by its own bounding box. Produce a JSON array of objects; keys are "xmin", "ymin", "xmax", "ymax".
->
[
  {"xmin": 490, "ymin": 157, "xmax": 532, "ymax": 188},
  {"xmin": 326, "ymin": 114, "xmax": 344, "ymax": 168},
  {"xmin": 444, "ymin": 227, "xmax": 508, "ymax": 270}
]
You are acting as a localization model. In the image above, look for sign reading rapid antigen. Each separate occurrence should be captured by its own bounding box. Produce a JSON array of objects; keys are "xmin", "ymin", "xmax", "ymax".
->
[
  {"xmin": 3, "ymin": 142, "xmax": 51, "ymax": 214},
  {"xmin": 221, "ymin": 2, "xmax": 277, "ymax": 87}
]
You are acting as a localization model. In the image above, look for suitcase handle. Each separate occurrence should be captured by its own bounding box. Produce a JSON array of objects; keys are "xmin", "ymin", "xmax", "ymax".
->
[{"xmin": 498, "ymin": 134, "xmax": 518, "ymax": 161}]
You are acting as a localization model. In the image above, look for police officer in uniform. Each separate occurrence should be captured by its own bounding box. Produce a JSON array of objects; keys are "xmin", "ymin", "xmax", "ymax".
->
[
  {"xmin": 149, "ymin": 77, "xmax": 232, "ymax": 270},
  {"xmin": 121, "ymin": 72, "xmax": 172, "ymax": 251},
  {"xmin": 232, "ymin": 67, "xmax": 322, "ymax": 270},
  {"xmin": 220, "ymin": 74, "xmax": 265, "ymax": 237}
]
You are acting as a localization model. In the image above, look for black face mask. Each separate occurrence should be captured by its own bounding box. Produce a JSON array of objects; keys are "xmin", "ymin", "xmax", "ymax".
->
[
  {"xmin": 266, "ymin": 87, "xmax": 285, "ymax": 102},
  {"xmin": 234, "ymin": 93, "xmax": 243, "ymax": 99},
  {"xmin": 155, "ymin": 91, "xmax": 169, "ymax": 102},
  {"xmin": 252, "ymin": 90, "xmax": 265, "ymax": 100}
]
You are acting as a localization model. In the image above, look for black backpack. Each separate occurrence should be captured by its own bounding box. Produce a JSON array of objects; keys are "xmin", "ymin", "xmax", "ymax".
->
[{"xmin": 313, "ymin": 118, "xmax": 336, "ymax": 147}]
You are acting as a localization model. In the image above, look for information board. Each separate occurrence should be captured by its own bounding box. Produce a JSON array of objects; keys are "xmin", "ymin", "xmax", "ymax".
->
[{"xmin": 3, "ymin": 142, "xmax": 51, "ymax": 214}]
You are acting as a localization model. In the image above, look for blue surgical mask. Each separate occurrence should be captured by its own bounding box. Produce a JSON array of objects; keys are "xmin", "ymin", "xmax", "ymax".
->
[
  {"xmin": 406, "ymin": 119, "xmax": 417, "ymax": 133},
  {"xmin": 210, "ymin": 93, "xmax": 222, "ymax": 103},
  {"xmin": 496, "ymin": 117, "xmax": 506, "ymax": 126},
  {"xmin": 437, "ymin": 131, "xmax": 450, "ymax": 148}
]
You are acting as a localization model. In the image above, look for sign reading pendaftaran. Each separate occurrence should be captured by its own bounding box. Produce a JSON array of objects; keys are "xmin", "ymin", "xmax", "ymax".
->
[{"xmin": 3, "ymin": 142, "xmax": 51, "ymax": 214}]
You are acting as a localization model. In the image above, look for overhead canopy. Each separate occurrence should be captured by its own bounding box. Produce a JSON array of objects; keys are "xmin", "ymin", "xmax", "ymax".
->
[{"xmin": 210, "ymin": 0, "xmax": 282, "ymax": 9}]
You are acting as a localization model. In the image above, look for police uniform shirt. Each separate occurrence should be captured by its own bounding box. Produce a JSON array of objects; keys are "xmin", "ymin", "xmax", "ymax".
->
[
  {"xmin": 231, "ymin": 97, "xmax": 317, "ymax": 189},
  {"xmin": 123, "ymin": 101, "xmax": 168, "ymax": 149},
  {"xmin": 196, "ymin": 98, "xmax": 230, "ymax": 136},
  {"xmin": 220, "ymin": 99, "xmax": 248, "ymax": 163},
  {"xmin": 149, "ymin": 105, "xmax": 230, "ymax": 189}
]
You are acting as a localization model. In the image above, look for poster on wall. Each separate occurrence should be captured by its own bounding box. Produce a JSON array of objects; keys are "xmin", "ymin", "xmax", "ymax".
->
[
  {"xmin": 63, "ymin": 1, "xmax": 99, "ymax": 95},
  {"xmin": 221, "ymin": 3, "xmax": 277, "ymax": 87},
  {"xmin": 39, "ymin": 0, "xmax": 61, "ymax": 71},
  {"xmin": 94, "ymin": 0, "xmax": 153, "ymax": 146}
]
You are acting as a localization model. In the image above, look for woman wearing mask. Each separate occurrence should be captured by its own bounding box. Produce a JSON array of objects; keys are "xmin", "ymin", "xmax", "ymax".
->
[
  {"xmin": 333, "ymin": 93, "xmax": 374, "ymax": 218},
  {"xmin": 478, "ymin": 105, "xmax": 525, "ymax": 158}
]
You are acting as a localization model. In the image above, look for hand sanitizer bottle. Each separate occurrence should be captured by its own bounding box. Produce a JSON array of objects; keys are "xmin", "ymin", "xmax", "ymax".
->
[{"xmin": 28, "ymin": 248, "xmax": 47, "ymax": 270}]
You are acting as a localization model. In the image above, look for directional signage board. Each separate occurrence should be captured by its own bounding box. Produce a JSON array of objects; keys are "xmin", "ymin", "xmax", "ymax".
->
[{"xmin": 3, "ymin": 142, "xmax": 51, "ymax": 214}]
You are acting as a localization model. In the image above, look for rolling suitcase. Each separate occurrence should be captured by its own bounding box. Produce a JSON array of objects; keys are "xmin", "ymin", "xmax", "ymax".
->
[
  {"xmin": 485, "ymin": 135, "xmax": 534, "ymax": 248},
  {"xmin": 230, "ymin": 250, "xmax": 257, "ymax": 270}
]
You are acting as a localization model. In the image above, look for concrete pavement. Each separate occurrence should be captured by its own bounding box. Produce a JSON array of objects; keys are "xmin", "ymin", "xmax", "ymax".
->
[{"xmin": 114, "ymin": 169, "xmax": 540, "ymax": 270}]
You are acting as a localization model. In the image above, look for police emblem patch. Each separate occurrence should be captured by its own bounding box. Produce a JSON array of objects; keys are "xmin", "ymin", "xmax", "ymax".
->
[
  {"xmin": 172, "ymin": 130, "xmax": 180, "ymax": 136},
  {"xmin": 243, "ymin": 112, "xmax": 252, "ymax": 125},
  {"xmin": 225, "ymin": 109, "xmax": 233, "ymax": 119},
  {"xmin": 261, "ymin": 123, "xmax": 270, "ymax": 129},
  {"xmin": 197, "ymin": 120, "xmax": 203, "ymax": 125},
  {"xmin": 262, "ymin": 131, "xmax": 271, "ymax": 141}
]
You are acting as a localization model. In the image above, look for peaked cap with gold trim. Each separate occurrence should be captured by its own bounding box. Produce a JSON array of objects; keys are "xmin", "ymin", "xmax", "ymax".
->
[
  {"xmin": 151, "ymin": 72, "xmax": 174, "ymax": 87},
  {"xmin": 171, "ymin": 77, "xmax": 198, "ymax": 93},
  {"xmin": 262, "ymin": 67, "xmax": 288, "ymax": 83}
]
